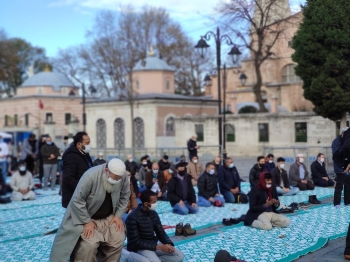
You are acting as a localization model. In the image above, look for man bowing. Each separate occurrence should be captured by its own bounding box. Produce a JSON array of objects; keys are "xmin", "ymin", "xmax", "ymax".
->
[{"xmin": 50, "ymin": 158, "xmax": 130, "ymax": 262}]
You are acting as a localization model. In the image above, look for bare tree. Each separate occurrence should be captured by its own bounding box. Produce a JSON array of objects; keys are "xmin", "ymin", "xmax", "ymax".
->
[{"xmin": 219, "ymin": 0, "xmax": 294, "ymax": 112}]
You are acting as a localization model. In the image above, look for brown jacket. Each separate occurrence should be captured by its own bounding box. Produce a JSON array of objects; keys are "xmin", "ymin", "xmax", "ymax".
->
[
  {"xmin": 187, "ymin": 161, "xmax": 203, "ymax": 181},
  {"xmin": 145, "ymin": 171, "xmax": 167, "ymax": 193},
  {"xmin": 126, "ymin": 183, "xmax": 138, "ymax": 213}
]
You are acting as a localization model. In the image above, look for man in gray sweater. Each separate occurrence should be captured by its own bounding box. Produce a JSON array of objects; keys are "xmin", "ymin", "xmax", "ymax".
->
[{"xmin": 289, "ymin": 153, "xmax": 315, "ymax": 191}]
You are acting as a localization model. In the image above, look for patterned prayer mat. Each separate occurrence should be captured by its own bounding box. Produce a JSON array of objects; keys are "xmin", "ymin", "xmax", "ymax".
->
[{"xmin": 0, "ymin": 195, "xmax": 62, "ymax": 211}]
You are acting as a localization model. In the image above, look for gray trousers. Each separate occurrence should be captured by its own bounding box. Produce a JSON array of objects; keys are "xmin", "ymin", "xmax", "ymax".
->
[
  {"xmin": 132, "ymin": 249, "xmax": 184, "ymax": 262},
  {"xmin": 43, "ymin": 164, "xmax": 57, "ymax": 190}
]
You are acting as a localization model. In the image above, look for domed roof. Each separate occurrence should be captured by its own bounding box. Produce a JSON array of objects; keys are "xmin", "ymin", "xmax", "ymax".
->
[
  {"xmin": 133, "ymin": 46, "xmax": 175, "ymax": 72},
  {"xmin": 20, "ymin": 71, "xmax": 75, "ymax": 91}
]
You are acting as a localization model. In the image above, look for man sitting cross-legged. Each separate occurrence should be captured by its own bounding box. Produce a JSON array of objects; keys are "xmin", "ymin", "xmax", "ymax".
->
[
  {"xmin": 311, "ymin": 153, "xmax": 335, "ymax": 187},
  {"xmin": 197, "ymin": 162, "xmax": 225, "ymax": 207},
  {"xmin": 244, "ymin": 172, "xmax": 290, "ymax": 230},
  {"xmin": 289, "ymin": 154, "xmax": 315, "ymax": 191},
  {"xmin": 218, "ymin": 158, "xmax": 242, "ymax": 203}
]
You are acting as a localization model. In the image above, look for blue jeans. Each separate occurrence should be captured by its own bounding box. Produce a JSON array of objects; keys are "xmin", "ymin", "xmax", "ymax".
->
[
  {"xmin": 222, "ymin": 191, "xmax": 236, "ymax": 203},
  {"xmin": 276, "ymin": 186, "xmax": 299, "ymax": 196},
  {"xmin": 139, "ymin": 185, "xmax": 146, "ymax": 193},
  {"xmin": 0, "ymin": 161, "xmax": 7, "ymax": 182},
  {"xmin": 197, "ymin": 196, "xmax": 226, "ymax": 207},
  {"xmin": 172, "ymin": 201, "xmax": 199, "ymax": 215}
]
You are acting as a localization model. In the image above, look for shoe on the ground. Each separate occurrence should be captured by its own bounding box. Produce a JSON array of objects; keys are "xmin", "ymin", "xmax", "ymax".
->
[
  {"xmin": 299, "ymin": 202, "xmax": 310, "ymax": 208},
  {"xmin": 288, "ymin": 202, "xmax": 299, "ymax": 210},
  {"xmin": 222, "ymin": 218, "xmax": 232, "ymax": 226},
  {"xmin": 345, "ymin": 254, "xmax": 350, "ymax": 260},
  {"xmin": 183, "ymin": 223, "xmax": 196, "ymax": 237},
  {"xmin": 278, "ymin": 207, "xmax": 294, "ymax": 214},
  {"xmin": 308, "ymin": 195, "xmax": 321, "ymax": 204},
  {"xmin": 175, "ymin": 222, "xmax": 183, "ymax": 236}
]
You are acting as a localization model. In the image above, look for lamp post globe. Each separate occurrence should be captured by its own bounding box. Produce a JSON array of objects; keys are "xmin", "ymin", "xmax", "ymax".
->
[
  {"xmin": 195, "ymin": 38, "xmax": 210, "ymax": 58},
  {"xmin": 228, "ymin": 46, "xmax": 242, "ymax": 65}
]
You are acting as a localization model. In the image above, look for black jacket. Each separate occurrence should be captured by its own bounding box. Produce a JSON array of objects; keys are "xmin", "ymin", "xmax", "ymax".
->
[
  {"xmin": 167, "ymin": 174, "xmax": 196, "ymax": 206},
  {"xmin": 218, "ymin": 165, "xmax": 241, "ymax": 194},
  {"xmin": 187, "ymin": 139, "xmax": 197, "ymax": 158},
  {"xmin": 126, "ymin": 205, "xmax": 173, "ymax": 252},
  {"xmin": 158, "ymin": 160, "xmax": 171, "ymax": 172},
  {"xmin": 270, "ymin": 167, "xmax": 290, "ymax": 188},
  {"xmin": 249, "ymin": 164, "xmax": 267, "ymax": 188},
  {"xmin": 93, "ymin": 158, "xmax": 106, "ymax": 166},
  {"xmin": 197, "ymin": 171, "xmax": 219, "ymax": 199},
  {"xmin": 311, "ymin": 161, "xmax": 328, "ymax": 180},
  {"xmin": 40, "ymin": 143, "xmax": 60, "ymax": 165},
  {"xmin": 125, "ymin": 160, "xmax": 139, "ymax": 176},
  {"xmin": 61, "ymin": 145, "xmax": 93, "ymax": 208},
  {"xmin": 244, "ymin": 186, "xmax": 279, "ymax": 226},
  {"xmin": 340, "ymin": 128, "xmax": 350, "ymax": 169},
  {"xmin": 265, "ymin": 162, "xmax": 276, "ymax": 172}
]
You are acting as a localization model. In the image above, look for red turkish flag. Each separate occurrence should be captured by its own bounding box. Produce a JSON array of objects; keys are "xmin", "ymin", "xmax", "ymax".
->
[{"xmin": 39, "ymin": 100, "xmax": 44, "ymax": 110}]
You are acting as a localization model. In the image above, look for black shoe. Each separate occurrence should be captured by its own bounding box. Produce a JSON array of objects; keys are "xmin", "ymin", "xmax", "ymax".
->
[
  {"xmin": 299, "ymin": 202, "xmax": 310, "ymax": 208},
  {"xmin": 183, "ymin": 223, "xmax": 196, "ymax": 237},
  {"xmin": 230, "ymin": 218, "xmax": 241, "ymax": 225},
  {"xmin": 222, "ymin": 218, "xmax": 232, "ymax": 226},
  {"xmin": 175, "ymin": 222, "xmax": 183, "ymax": 236},
  {"xmin": 288, "ymin": 202, "xmax": 299, "ymax": 210},
  {"xmin": 308, "ymin": 195, "xmax": 321, "ymax": 204},
  {"xmin": 278, "ymin": 207, "xmax": 294, "ymax": 214}
]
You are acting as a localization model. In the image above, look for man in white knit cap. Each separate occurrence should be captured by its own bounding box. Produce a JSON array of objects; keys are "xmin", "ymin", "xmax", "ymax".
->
[{"xmin": 50, "ymin": 158, "xmax": 131, "ymax": 262}]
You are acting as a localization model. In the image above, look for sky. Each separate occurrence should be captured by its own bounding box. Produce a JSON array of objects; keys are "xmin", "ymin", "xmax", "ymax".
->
[{"xmin": 0, "ymin": 0, "xmax": 305, "ymax": 58}]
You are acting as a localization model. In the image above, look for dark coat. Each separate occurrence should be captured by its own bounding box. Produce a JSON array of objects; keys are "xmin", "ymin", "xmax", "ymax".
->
[
  {"xmin": 270, "ymin": 167, "xmax": 290, "ymax": 188},
  {"xmin": 218, "ymin": 165, "xmax": 241, "ymax": 194},
  {"xmin": 158, "ymin": 160, "xmax": 171, "ymax": 172},
  {"xmin": 167, "ymin": 174, "xmax": 196, "ymax": 206},
  {"xmin": 125, "ymin": 160, "xmax": 139, "ymax": 176},
  {"xmin": 61, "ymin": 145, "xmax": 93, "ymax": 208},
  {"xmin": 341, "ymin": 128, "xmax": 350, "ymax": 169},
  {"xmin": 126, "ymin": 205, "xmax": 173, "ymax": 252},
  {"xmin": 93, "ymin": 158, "xmax": 106, "ymax": 166},
  {"xmin": 249, "ymin": 164, "xmax": 267, "ymax": 188},
  {"xmin": 145, "ymin": 171, "xmax": 167, "ymax": 193},
  {"xmin": 187, "ymin": 139, "xmax": 197, "ymax": 158},
  {"xmin": 197, "ymin": 171, "xmax": 219, "ymax": 199},
  {"xmin": 40, "ymin": 143, "xmax": 60, "ymax": 165},
  {"xmin": 244, "ymin": 186, "xmax": 279, "ymax": 226},
  {"xmin": 311, "ymin": 161, "xmax": 328, "ymax": 180},
  {"xmin": 265, "ymin": 162, "xmax": 276, "ymax": 172},
  {"xmin": 332, "ymin": 136, "xmax": 344, "ymax": 173}
]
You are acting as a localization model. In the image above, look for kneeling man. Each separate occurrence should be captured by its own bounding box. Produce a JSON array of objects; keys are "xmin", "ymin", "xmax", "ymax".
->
[
  {"xmin": 10, "ymin": 160, "xmax": 35, "ymax": 201},
  {"xmin": 126, "ymin": 189, "xmax": 184, "ymax": 262},
  {"xmin": 50, "ymin": 158, "xmax": 130, "ymax": 262},
  {"xmin": 244, "ymin": 172, "xmax": 290, "ymax": 230}
]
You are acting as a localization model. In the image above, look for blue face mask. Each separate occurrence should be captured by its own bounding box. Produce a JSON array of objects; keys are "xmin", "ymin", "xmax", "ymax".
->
[
  {"xmin": 47, "ymin": 142, "xmax": 52, "ymax": 145},
  {"xmin": 209, "ymin": 169, "xmax": 215, "ymax": 175},
  {"xmin": 153, "ymin": 169, "xmax": 159, "ymax": 175},
  {"xmin": 229, "ymin": 163, "xmax": 234, "ymax": 168}
]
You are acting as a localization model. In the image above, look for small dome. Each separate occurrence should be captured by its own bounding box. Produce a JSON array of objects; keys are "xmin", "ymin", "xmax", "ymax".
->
[
  {"xmin": 20, "ymin": 72, "xmax": 75, "ymax": 91},
  {"xmin": 133, "ymin": 47, "xmax": 175, "ymax": 72}
]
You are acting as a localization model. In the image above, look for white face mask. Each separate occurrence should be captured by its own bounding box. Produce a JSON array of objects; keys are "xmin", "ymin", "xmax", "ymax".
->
[
  {"xmin": 148, "ymin": 203, "xmax": 157, "ymax": 211},
  {"xmin": 128, "ymin": 159, "xmax": 133, "ymax": 162},
  {"xmin": 209, "ymin": 169, "xmax": 215, "ymax": 175},
  {"xmin": 280, "ymin": 164, "xmax": 285, "ymax": 169},
  {"xmin": 266, "ymin": 184, "xmax": 272, "ymax": 188},
  {"xmin": 320, "ymin": 158, "xmax": 325, "ymax": 163},
  {"xmin": 269, "ymin": 160, "xmax": 273, "ymax": 163},
  {"xmin": 142, "ymin": 162, "xmax": 147, "ymax": 165},
  {"xmin": 299, "ymin": 158, "xmax": 304, "ymax": 164},
  {"xmin": 107, "ymin": 177, "xmax": 121, "ymax": 185},
  {"xmin": 193, "ymin": 160, "xmax": 198, "ymax": 163},
  {"xmin": 82, "ymin": 144, "xmax": 91, "ymax": 153},
  {"xmin": 19, "ymin": 166, "xmax": 26, "ymax": 172},
  {"xmin": 229, "ymin": 163, "xmax": 234, "ymax": 168},
  {"xmin": 215, "ymin": 162, "xmax": 219, "ymax": 165},
  {"xmin": 168, "ymin": 169, "xmax": 173, "ymax": 174},
  {"xmin": 153, "ymin": 169, "xmax": 159, "ymax": 174}
]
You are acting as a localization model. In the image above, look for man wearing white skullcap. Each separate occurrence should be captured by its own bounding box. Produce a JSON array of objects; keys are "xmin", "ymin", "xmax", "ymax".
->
[
  {"xmin": 92, "ymin": 152, "xmax": 107, "ymax": 166},
  {"xmin": 289, "ymin": 153, "xmax": 315, "ymax": 191},
  {"xmin": 50, "ymin": 158, "xmax": 130, "ymax": 262}
]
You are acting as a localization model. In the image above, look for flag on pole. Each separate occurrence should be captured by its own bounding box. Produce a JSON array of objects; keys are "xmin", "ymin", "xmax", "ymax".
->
[{"xmin": 39, "ymin": 100, "xmax": 44, "ymax": 110}]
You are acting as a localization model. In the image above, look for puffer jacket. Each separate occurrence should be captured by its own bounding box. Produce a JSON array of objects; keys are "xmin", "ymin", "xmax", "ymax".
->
[
  {"xmin": 249, "ymin": 164, "xmax": 267, "ymax": 188},
  {"xmin": 197, "ymin": 171, "xmax": 219, "ymax": 199},
  {"xmin": 126, "ymin": 205, "xmax": 173, "ymax": 252}
]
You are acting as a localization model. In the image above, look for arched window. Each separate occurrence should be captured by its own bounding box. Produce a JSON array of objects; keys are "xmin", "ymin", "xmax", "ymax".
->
[
  {"xmin": 166, "ymin": 117, "xmax": 175, "ymax": 136},
  {"xmin": 282, "ymin": 64, "xmax": 301, "ymax": 83},
  {"xmin": 114, "ymin": 118, "xmax": 125, "ymax": 149},
  {"xmin": 134, "ymin": 117, "xmax": 144, "ymax": 148},
  {"xmin": 225, "ymin": 124, "xmax": 235, "ymax": 142},
  {"xmin": 96, "ymin": 118, "xmax": 106, "ymax": 148},
  {"xmin": 135, "ymin": 80, "xmax": 140, "ymax": 90},
  {"xmin": 165, "ymin": 79, "xmax": 170, "ymax": 90}
]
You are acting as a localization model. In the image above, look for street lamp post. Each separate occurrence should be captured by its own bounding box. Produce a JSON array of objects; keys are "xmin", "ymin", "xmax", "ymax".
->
[
  {"xmin": 195, "ymin": 27, "xmax": 241, "ymax": 158},
  {"xmin": 82, "ymin": 83, "xmax": 86, "ymax": 132}
]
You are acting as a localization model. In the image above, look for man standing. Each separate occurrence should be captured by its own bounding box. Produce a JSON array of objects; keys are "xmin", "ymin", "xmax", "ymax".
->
[
  {"xmin": 167, "ymin": 162, "xmax": 198, "ymax": 215},
  {"xmin": 20, "ymin": 133, "xmax": 38, "ymax": 174},
  {"xmin": 10, "ymin": 160, "xmax": 35, "ymax": 201},
  {"xmin": 158, "ymin": 155, "xmax": 171, "ymax": 172},
  {"xmin": 61, "ymin": 132, "xmax": 93, "ymax": 208},
  {"xmin": 212, "ymin": 155, "xmax": 221, "ymax": 175},
  {"xmin": 38, "ymin": 134, "xmax": 48, "ymax": 183},
  {"xmin": 289, "ymin": 154, "xmax": 315, "ymax": 191},
  {"xmin": 41, "ymin": 136, "xmax": 60, "ymax": 191},
  {"xmin": 187, "ymin": 135, "xmax": 200, "ymax": 160},
  {"xmin": 50, "ymin": 158, "xmax": 130, "ymax": 262},
  {"xmin": 270, "ymin": 157, "xmax": 299, "ymax": 196},
  {"xmin": 311, "ymin": 153, "xmax": 335, "ymax": 187},
  {"xmin": 93, "ymin": 152, "xmax": 107, "ymax": 166},
  {"xmin": 249, "ymin": 156, "xmax": 267, "ymax": 188},
  {"xmin": 218, "ymin": 158, "xmax": 241, "ymax": 203},
  {"xmin": 265, "ymin": 154, "xmax": 276, "ymax": 172},
  {"xmin": 186, "ymin": 155, "xmax": 203, "ymax": 186},
  {"xmin": 126, "ymin": 189, "xmax": 184, "ymax": 262},
  {"xmin": 145, "ymin": 163, "xmax": 167, "ymax": 200},
  {"xmin": 197, "ymin": 162, "xmax": 225, "ymax": 207},
  {"xmin": 0, "ymin": 135, "xmax": 8, "ymax": 182},
  {"xmin": 125, "ymin": 154, "xmax": 139, "ymax": 194},
  {"xmin": 139, "ymin": 156, "xmax": 150, "ymax": 192}
]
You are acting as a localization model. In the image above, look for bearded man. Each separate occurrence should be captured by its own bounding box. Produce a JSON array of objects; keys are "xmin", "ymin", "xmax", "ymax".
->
[{"xmin": 50, "ymin": 158, "xmax": 130, "ymax": 262}]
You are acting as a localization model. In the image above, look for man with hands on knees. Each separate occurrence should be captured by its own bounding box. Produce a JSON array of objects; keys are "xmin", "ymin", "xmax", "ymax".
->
[{"xmin": 50, "ymin": 158, "xmax": 130, "ymax": 262}]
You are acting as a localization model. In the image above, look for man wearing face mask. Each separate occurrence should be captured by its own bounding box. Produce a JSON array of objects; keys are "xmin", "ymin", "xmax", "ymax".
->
[
  {"xmin": 164, "ymin": 164, "xmax": 176, "ymax": 183},
  {"xmin": 125, "ymin": 154, "xmax": 139, "ymax": 195},
  {"xmin": 126, "ymin": 189, "xmax": 184, "ymax": 262},
  {"xmin": 187, "ymin": 135, "xmax": 200, "ymax": 161},
  {"xmin": 289, "ymin": 153, "xmax": 315, "ymax": 191},
  {"xmin": 186, "ymin": 155, "xmax": 203, "ymax": 186},
  {"xmin": 158, "ymin": 155, "xmax": 171, "ymax": 172},
  {"xmin": 41, "ymin": 136, "xmax": 60, "ymax": 191},
  {"xmin": 167, "ymin": 161, "xmax": 198, "ymax": 215},
  {"xmin": 10, "ymin": 160, "xmax": 35, "ymax": 201},
  {"xmin": 145, "ymin": 163, "xmax": 167, "ymax": 201},
  {"xmin": 197, "ymin": 162, "xmax": 225, "ymax": 207},
  {"xmin": 61, "ymin": 131, "xmax": 93, "ymax": 208},
  {"xmin": 218, "ymin": 158, "xmax": 242, "ymax": 203},
  {"xmin": 249, "ymin": 156, "xmax": 268, "ymax": 188},
  {"xmin": 50, "ymin": 158, "xmax": 130, "ymax": 262},
  {"xmin": 244, "ymin": 172, "xmax": 290, "ymax": 230},
  {"xmin": 311, "ymin": 153, "xmax": 335, "ymax": 187},
  {"xmin": 265, "ymin": 154, "xmax": 276, "ymax": 172},
  {"xmin": 211, "ymin": 155, "xmax": 221, "ymax": 175},
  {"xmin": 93, "ymin": 152, "xmax": 106, "ymax": 166},
  {"xmin": 270, "ymin": 157, "xmax": 299, "ymax": 196},
  {"xmin": 138, "ymin": 156, "xmax": 150, "ymax": 192}
]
